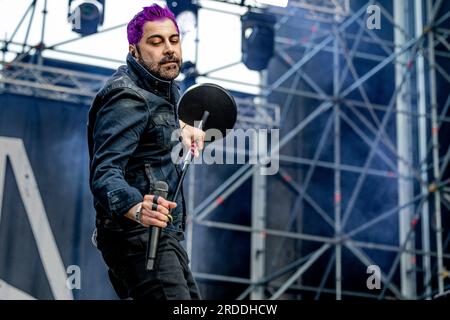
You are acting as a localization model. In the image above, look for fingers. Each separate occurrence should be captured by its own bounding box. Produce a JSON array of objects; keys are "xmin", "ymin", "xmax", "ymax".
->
[
  {"xmin": 191, "ymin": 142, "xmax": 200, "ymax": 158},
  {"xmin": 146, "ymin": 202, "xmax": 169, "ymax": 215},
  {"xmin": 180, "ymin": 124, "xmax": 206, "ymax": 155},
  {"xmin": 167, "ymin": 201, "xmax": 177, "ymax": 209},
  {"xmin": 193, "ymin": 128, "xmax": 205, "ymax": 150},
  {"xmin": 142, "ymin": 205, "xmax": 169, "ymax": 222},
  {"xmin": 141, "ymin": 194, "xmax": 177, "ymax": 228},
  {"xmin": 190, "ymin": 128, "xmax": 205, "ymax": 158},
  {"xmin": 140, "ymin": 215, "xmax": 167, "ymax": 228},
  {"xmin": 139, "ymin": 204, "xmax": 169, "ymax": 228},
  {"xmin": 144, "ymin": 194, "xmax": 177, "ymax": 210}
]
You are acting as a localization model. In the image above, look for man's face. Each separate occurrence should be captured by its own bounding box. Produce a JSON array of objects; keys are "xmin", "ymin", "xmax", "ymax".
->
[{"xmin": 131, "ymin": 19, "xmax": 182, "ymax": 81}]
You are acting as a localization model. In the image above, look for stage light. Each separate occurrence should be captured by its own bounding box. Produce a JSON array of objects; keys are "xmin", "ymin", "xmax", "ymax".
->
[
  {"xmin": 241, "ymin": 11, "xmax": 276, "ymax": 71},
  {"xmin": 166, "ymin": 1, "xmax": 199, "ymax": 86},
  {"xmin": 166, "ymin": 0, "xmax": 197, "ymax": 17},
  {"xmin": 166, "ymin": 0, "xmax": 198, "ymax": 38},
  {"xmin": 256, "ymin": 0, "xmax": 289, "ymax": 8},
  {"xmin": 68, "ymin": 0, "xmax": 105, "ymax": 36}
]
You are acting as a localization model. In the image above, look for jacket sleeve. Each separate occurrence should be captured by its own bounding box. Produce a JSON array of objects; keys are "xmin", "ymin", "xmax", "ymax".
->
[{"xmin": 90, "ymin": 88, "xmax": 149, "ymax": 217}]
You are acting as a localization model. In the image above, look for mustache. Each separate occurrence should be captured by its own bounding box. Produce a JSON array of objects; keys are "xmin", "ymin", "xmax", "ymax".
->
[{"xmin": 160, "ymin": 56, "xmax": 180, "ymax": 65}]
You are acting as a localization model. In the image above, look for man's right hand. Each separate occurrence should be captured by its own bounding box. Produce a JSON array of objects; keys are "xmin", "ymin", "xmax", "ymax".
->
[{"xmin": 125, "ymin": 195, "xmax": 177, "ymax": 228}]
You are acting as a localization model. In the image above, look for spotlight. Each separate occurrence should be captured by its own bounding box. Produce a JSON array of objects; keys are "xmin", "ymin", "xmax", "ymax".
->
[
  {"xmin": 68, "ymin": 0, "xmax": 105, "ymax": 36},
  {"xmin": 167, "ymin": 1, "xmax": 199, "ymax": 85},
  {"xmin": 241, "ymin": 11, "xmax": 276, "ymax": 71},
  {"xmin": 166, "ymin": 0, "xmax": 197, "ymax": 17},
  {"xmin": 166, "ymin": 0, "xmax": 198, "ymax": 37}
]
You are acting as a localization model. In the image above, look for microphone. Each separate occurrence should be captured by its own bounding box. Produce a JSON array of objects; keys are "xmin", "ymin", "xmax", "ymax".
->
[{"xmin": 145, "ymin": 181, "xmax": 169, "ymax": 271}]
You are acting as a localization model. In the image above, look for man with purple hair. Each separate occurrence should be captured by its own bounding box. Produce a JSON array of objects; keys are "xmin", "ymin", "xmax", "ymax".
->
[{"xmin": 88, "ymin": 4, "xmax": 203, "ymax": 300}]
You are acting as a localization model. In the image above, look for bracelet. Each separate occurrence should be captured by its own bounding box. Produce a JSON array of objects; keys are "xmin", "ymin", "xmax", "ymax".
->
[{"xmin": 135, "ymin": 203, "xmax": 143, "ymax": 224}]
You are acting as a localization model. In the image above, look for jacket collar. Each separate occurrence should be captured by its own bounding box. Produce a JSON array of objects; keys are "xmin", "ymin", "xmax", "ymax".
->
[{"xmin": 126, "ymin": 53, "xmax": 173, "ymax": 101}]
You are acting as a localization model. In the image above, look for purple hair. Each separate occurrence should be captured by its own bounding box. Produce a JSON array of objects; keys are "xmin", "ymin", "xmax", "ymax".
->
[{"xmin": 127, "ymin": 4, "xmax": 179, "ymax": 45}]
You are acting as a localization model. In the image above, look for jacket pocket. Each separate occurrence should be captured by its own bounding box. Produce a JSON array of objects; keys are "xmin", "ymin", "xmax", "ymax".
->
[{"xmin": 152, "ymin": 112, "xmax": 179, "ymax": 152}]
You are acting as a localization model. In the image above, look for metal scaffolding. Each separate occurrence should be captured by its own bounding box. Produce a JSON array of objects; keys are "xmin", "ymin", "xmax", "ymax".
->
[
  {"xmin": 186, "ymin": 0, "xmax": 450, "ymax": 300},
  {"xmin": 1, "ymin": 0, "xmax": 449, "ymax": 300}
]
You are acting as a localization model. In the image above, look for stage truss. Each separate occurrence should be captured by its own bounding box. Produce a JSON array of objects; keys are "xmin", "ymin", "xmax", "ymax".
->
[{"xmin": 1, "ymin": 0, "xmax": 449, "ymax": 300}]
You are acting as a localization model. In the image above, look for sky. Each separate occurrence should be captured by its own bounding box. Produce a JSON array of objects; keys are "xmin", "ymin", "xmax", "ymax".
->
[{"xmin": 0, "ymin": 0, "xmax": 262, "ymax": 94}]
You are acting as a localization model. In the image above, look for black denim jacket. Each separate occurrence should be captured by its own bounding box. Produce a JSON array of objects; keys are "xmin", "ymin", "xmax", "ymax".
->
[{"xmin": 88, "ymin": 53, "xmax": 185, "ymax": 238}]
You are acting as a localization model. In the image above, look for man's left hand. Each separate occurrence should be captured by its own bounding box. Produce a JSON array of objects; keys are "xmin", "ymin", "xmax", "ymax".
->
[{"xmin": 179, "ymin": 120, "xmax": 206, "ymax": 157}]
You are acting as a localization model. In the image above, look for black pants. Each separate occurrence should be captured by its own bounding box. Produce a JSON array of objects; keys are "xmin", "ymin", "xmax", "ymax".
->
[{"xmin": 96, "ymin": 226, "xmax": 201, "ymax": 300}]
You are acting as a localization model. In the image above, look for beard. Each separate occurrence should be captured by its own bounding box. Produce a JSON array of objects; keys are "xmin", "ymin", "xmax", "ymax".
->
[{"xmin": 138, "ymin": 54, "xmax": 182, "ymax": 81}]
